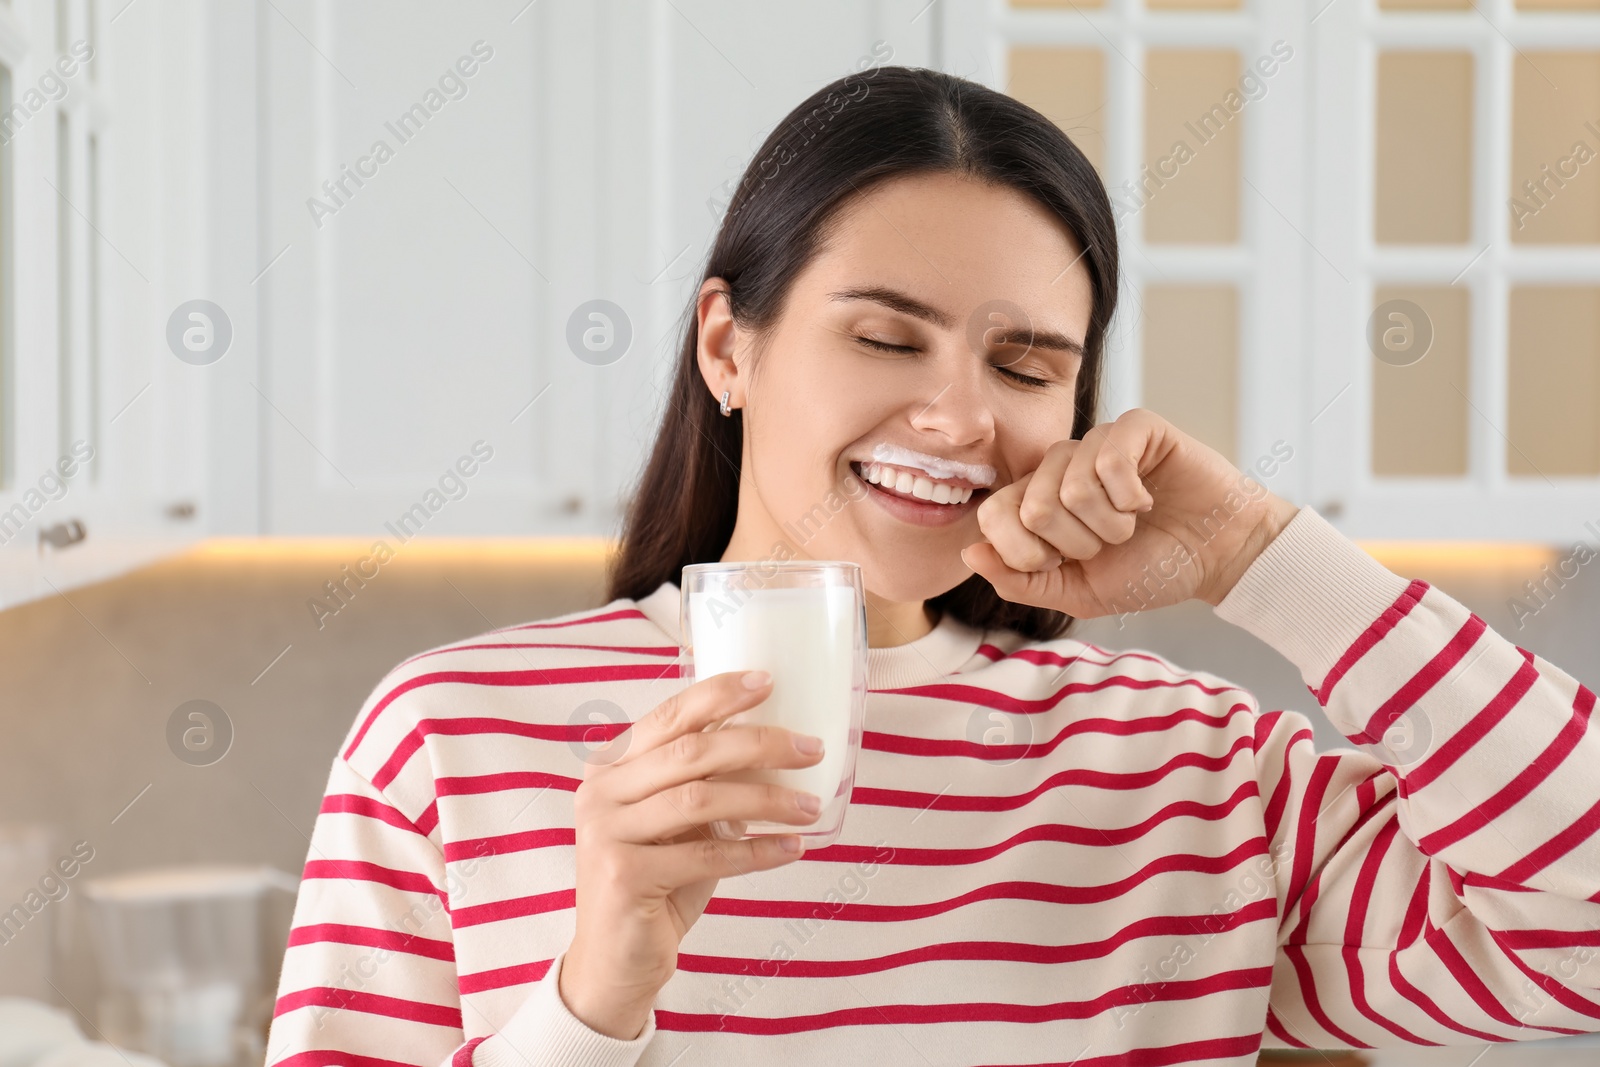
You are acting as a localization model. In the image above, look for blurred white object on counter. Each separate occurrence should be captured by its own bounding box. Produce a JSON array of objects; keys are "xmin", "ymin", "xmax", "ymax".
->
[
  {"xmin": 0, "ymin": 998, "xmax": 86, "ymax": 1067},
  {"xmin": 83, "ymin": 865, "xmax": 298, "ymax": 1067}
]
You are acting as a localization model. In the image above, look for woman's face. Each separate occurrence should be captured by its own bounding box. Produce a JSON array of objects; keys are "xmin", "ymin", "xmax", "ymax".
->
[{"xmin": 700, "ymin": 170, "xmax": 1096, "ymax": 605}]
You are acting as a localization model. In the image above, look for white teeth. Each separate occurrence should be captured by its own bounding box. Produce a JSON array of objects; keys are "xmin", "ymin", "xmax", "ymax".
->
[{"xmin": 858, "ymin": 462, "xmax": 972, "ymax": 505}]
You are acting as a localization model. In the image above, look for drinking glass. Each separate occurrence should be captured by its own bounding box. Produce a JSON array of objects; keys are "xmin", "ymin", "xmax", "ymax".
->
[{"xmin": 679, "ymin": 560, "xmax": 868, "ymax": 850}]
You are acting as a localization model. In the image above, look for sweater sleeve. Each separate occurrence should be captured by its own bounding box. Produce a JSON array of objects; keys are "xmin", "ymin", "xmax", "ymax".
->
[
  {"xmin": 264, "ymin": 753, "xmax": 658, "ymax": 1067},
  {"xmin": 1213, "ymin": 505, "xmax": 1600, "ymax": 1048}
]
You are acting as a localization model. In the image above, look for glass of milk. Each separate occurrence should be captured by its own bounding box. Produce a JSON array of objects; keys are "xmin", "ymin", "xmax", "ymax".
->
[{"xmin": 680, "ymin": 560, "xmax": 868, "ymax": 851}]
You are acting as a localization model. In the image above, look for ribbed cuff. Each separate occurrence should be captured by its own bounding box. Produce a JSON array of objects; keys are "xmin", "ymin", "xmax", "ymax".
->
[
  {"xmin": 471, "ymin": 949, "xmax": 656, "ymax": 1067},
  {"xmin": 1212, "ymin": 506, "xmax": 1412, "ymax": 686}
]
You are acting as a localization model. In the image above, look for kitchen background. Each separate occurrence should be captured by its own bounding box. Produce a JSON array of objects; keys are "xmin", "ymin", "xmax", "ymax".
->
[{"xmin": 1, "ymin": 0, "xmax": 1599, "ymax": 1064}]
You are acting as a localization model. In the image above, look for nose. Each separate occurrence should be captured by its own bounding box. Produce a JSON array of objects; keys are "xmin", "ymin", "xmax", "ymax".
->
[{"xmin": 906, "ymin": 345, "xmax": 997, "ymax": 452}]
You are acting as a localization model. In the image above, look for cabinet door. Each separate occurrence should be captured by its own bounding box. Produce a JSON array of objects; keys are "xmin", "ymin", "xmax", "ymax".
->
[
  {"xmin": 256, "ymin": 0, "xmax": 932, "ymax": 536},
  {"xmin": 0, "ymin": 0, "xmax": 204, "ymax": 612},
  {"xmin": 1307, "ymin": 1, "xmax": 1600, "ymax": 542}
]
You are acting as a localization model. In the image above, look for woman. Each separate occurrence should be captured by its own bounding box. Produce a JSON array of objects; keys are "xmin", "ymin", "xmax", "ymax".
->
[{"xmin": 265, "ymin": 67, "xmax": 1600, "ymax": 1066}]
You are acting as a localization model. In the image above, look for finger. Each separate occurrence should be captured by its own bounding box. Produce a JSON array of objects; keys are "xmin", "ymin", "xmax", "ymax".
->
[
  {"xmin": 615, "ymin": 779, "xmax": 820, "ymax": 844},
  {"xmin": 1055, "ymin": 428, "xmax": 1137, "ymax": 547},
  {"xmin": 604, "ymin": 724, "xmax": 823, "ymax": 807},
  {"xmin": 974, "ymin": 472, "xmax": 1068, "ymax": 573},
  {"xmin": 960, "ymin": 541, "xmax": 1107, "ymax": 617},
  {"xmin": 1094, "ymin": 411, "xmax": 1160, "ymax": 512},
  {"xmin": 610, "ymin": 670, "xmax": 773, "ymax": 767},
  {"xmin": 1017, "ymin": 440, "xmax": 1105, "ymax": 562},
  {"xmin": 640, "ymin": 831, "xmax": 808, "ymax": 889}
]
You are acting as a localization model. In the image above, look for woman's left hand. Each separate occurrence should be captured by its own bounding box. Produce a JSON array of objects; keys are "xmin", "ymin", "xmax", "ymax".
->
[{"xmin": 960, "ymin": 408, "xmax": 1300, "ymax": 620}]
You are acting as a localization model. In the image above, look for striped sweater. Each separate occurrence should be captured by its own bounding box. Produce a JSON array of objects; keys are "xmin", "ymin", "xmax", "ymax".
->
[{"xmin": 264, "ymin": 506, "xmax": 1600, "ymax": 1066}]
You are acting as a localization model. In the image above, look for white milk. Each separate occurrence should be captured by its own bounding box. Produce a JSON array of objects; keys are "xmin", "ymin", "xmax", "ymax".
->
[{"xmin": 688, "ymin": 583, "xmax": 857, "ymax": 831}]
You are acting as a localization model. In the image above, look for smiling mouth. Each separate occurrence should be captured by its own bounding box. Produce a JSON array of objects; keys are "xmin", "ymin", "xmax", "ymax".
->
[{"xmin": 849, "ymin": 460, "xmax": 991, "ymax": 506}]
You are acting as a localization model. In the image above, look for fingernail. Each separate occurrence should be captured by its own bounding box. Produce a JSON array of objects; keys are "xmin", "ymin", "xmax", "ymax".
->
[
  {"xmin": 779, "ymin": 836, "xmax": 803, "ymax": 853},
  {"xmin": 794, "ymin": 733, "xmax": 824, "ymax": 755},
  {"xmin": 796, "ymin": 792, "xmax": 822, "ymax": 815},
  {"xmin": 742, "ymin": 670, "xmax": 771, "ymax": 690}
]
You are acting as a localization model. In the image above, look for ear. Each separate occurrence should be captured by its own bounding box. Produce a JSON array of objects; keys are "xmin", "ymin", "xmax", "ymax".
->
[{"xmin": 695, "ymin": 277, "xmax": 744, "ymax": 409}]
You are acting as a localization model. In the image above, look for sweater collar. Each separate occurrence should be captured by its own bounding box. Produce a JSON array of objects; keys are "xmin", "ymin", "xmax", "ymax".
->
[{"xmin": 633, "ymin": 579, "xmax": 986, "ymax": 691}]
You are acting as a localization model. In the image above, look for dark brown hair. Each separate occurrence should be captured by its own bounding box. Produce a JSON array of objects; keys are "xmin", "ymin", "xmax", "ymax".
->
[{"xmin": 605, "ymin": 65, "xmax": 1119, "ymax": 642}]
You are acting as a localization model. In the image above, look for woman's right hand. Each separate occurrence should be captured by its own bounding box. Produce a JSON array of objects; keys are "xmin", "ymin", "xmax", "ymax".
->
[{"xmin": 558, "ymin": 669, "xmax": 826, "ymax": 1040}]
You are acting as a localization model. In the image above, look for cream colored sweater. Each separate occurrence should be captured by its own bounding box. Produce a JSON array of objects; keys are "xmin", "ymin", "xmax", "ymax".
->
[{"xmin": 264, "ymin": 507, "xmax": 1600, "ymax": 1066}]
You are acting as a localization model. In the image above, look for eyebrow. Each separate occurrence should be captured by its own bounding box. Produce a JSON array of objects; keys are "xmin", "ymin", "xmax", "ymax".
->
[{"xmin": 828, "ymin": 284, "xmax": 1086, "ymax": 359}]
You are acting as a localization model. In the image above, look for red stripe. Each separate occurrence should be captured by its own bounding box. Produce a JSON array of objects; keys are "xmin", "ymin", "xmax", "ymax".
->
[
  {"xmin": 1339, "ymin": 818, "xmax": 1438, "ymax": 1044},
  {"xmin": 973, "ymin": 643, "xmax": 1188, "ymax": 675},
  {"xmin": 271, "ymin": 986, "xmax": 462, "ymax": 1028},
  {"xmin": 1397, "ymin": 860, "xmax": 1430, "ymax": 951},
  {"xmin": 976, "ymin": 1034, "xmax": 1264, "ymax": 1067},
  {"xmin": 1285, "ymin": 788, "xmax": 1397, "ymax": 948},
  {"xmin": 502, "ymin": 607, "xmax": 648, "ymax": 631},
  {"xmin": 450, "ymin": 843, "xmax": 1272, "ymax": 930},
  {"xmin": 687, "ymin": 901, "xmax": 1277, "ymax": 977},
  {"xmin": 862, "ymin": 734, "xmax": 1255, "ymax": 813},
  {"xmin": 1279, "ymin": 944, "xmax": 1372, "ymax": 1047},
  {"xmin": 272, "ymin": 1054, "xmax": 424, "ymax": 1067},
  {"xmin": 455, "ymin": 902, "xmax": 1278, "ymax": 995},
  {"xmin": 415, "ymin": 799, "xmax": 439, "ymax": 837},
  {"xmin": 1481, "ymin": 925, "xmax": 1600, "ymax": 1026},
  {"xmin": 451, "ymin": 887, "xmax": 574, "ymax": 928},
  {"xmin": 1400, "ymin": 654, "xmax": 1540, "ymax": 797},
  {"xmin": 286, "ymin": 922, "xmax": 454, "ymax": 962},
  {"xmin": 436, "ymin": 770, "xmax": 580, "ymax": 798},
  {"xmin": 1353, "ymin": 613, "xmax": 1486, "ymax": 747},
  {"xmin": 711, "ymin": 841, "xmax": 1271, "ymax": 922},
  {"xmin": 1418, "ymin": 679, "xmax": 1593, "ymax": 853},
  {"xmin": 301, "ymin": 859, "xmax": 444, "ymax": 902},
  {"xmin": 443, "ymin": 786, "xmax": 1262, "ymax": 869},
  {"xmin": 1283, "ymin": 756, "xmax": 1339, "ymax": 926},
  {"xmin": 1497, "ymin": 926, "xmax": 1600, "ymax": 950},
  {"xmin": 1315, "ymin": 579, "xmax": 1427, "ymax": 705},
  {"xmin": 372, "ymin": 715, "xmax": 623, "ymax": 791},
  {"xmin": 1496, "ymin": 793, "xmax": 1600, "ymax": 885},
  {"xmin": 343, "ymin": 663, "xmax": 674, "ymax": 762},
  {"xmin": 804, "ymin": 784, "xmax": 1259, "ymax": 868},
  {"xmin": 1259, "ymin": 716, "xmax": 1311, "ymax": 848},
  {"xmin": 657, "ymin": 966, "xmax": 1273, "ymax": 1033},
  {"xmin": 457, "ymin": 957, "xmax": 554, "ymax": 995},
  {"xmin": 400, "ymin": 641, "xmax": 676, "ymax": 669},
  {"xmin": 1424, "ymin": 924, "xmax": 1580, "ymax": 1035},
  {"xmin": 446, "ymin": 826, "xmax": 575, "ymax": 862},
  {"xmin": 1384, "ymin": 942, "xmax": 1505, "ymax": 1043},
  {"xmin": 867, "ymin": 703, "xmax": 1254, "ymax": 762},
  {"xmin": 320, "ymin": 793, "xmax": 427, "ymax": 836},
  {"xmin": 1264, "ymin": 1006, "xmax": 1307, "ymax": 1048},
  {"xmin": 891, "ymin": 672, "xmax": 1246, "ymax": 716},
  {"xmin": 452, "ymin": 1038, "xmax": 486, "ymax": 1067}
]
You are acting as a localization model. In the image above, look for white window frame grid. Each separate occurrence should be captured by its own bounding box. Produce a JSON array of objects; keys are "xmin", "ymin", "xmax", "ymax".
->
[
  {"xmin": 1313, "ymin": 0, "xmax": 1600, "ymax": 543},
  {"xmin": 941, "ymin": 0, "xmax": 1313, "ymax": 511},
  {"xmin": 944, "ymin": 0, "xmax": 1600, "ymax": 544}
]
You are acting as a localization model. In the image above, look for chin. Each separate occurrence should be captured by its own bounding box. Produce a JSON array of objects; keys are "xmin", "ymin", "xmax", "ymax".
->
[{"xmin": 858, "ymin": 559, "xmax": 970, "ymax": 605}]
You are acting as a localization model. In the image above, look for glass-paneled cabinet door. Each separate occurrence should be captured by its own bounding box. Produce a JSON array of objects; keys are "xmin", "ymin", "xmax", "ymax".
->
[
  {"xmin": 1310, "ymin": 0, "xmax": 1600, "ymax": 542},
  {"xmin": 941, "ymin": 0, "xmax": 1313, "ymax": 508}
]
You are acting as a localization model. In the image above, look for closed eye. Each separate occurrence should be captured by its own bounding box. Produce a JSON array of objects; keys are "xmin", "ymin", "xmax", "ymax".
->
[{"xmin": 851, "ymin": 335, "xmax": 1053, "ymax": 389}]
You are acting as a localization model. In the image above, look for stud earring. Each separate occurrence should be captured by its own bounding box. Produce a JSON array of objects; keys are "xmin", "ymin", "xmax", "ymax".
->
[{"xmin": 719, "ymin": 389, "xmax": 732, "ymax": 417}]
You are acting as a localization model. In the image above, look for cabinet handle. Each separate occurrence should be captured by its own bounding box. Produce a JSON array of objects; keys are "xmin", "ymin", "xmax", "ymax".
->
[{"xmin": 39, "ymin": 519, "xmax": 87, "ymax": 550}]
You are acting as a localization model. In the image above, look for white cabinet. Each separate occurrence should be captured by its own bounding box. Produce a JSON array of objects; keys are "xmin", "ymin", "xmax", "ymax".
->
[
  {"xmin": 242, "ymin": 0, "xmax": 934, "ymax": 536},
  {"xmin": 0, "ymin": 0, "xmax": 208, "ymax": 612}
]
